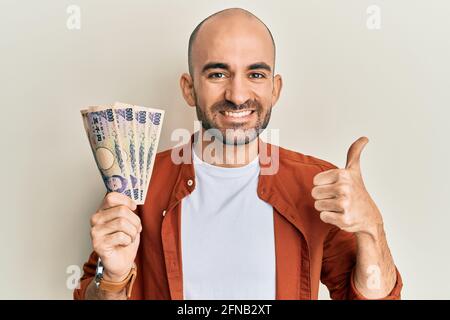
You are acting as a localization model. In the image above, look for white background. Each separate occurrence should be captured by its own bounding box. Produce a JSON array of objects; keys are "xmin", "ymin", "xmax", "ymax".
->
[{"xmin": 0, "ymin": 0, "xmax": 449, "ymax": 299}]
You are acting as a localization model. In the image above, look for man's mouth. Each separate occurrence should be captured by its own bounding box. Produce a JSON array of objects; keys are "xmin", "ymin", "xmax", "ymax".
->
[{"xmin": 219, "ymin": 110, "xmax": 255, "ymax": 119}]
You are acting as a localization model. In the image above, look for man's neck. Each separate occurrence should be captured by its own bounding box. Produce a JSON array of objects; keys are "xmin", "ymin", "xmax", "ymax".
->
[{"xmin": 193, "ymin": 129, "xmax": 259, "ymax": 168}]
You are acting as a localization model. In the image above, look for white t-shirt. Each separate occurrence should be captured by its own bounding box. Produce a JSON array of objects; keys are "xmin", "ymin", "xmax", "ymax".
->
[{"xmin": 181, "ymin": 147, "xmax": 276, "ymax": 300}]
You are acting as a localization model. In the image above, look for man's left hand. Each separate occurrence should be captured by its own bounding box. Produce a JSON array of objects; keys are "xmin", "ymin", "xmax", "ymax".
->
[{"xmin": 311, "ymin": 137, "xmax": 383, "ymax": 237}]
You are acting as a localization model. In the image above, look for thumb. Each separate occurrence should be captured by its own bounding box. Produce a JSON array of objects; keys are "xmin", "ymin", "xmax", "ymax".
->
[{"xmin": 345, "ymin": 136, "xmax": 369, "ymax": 171}]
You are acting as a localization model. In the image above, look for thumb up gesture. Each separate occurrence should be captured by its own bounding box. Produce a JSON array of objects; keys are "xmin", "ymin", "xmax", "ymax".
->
[{"xmin": 311, "ymin": 137, "xmax": 383, "ymax": 236}]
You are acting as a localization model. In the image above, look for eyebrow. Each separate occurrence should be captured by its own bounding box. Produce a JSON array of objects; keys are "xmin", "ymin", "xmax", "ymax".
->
[
  {"xmin": 248, "ymin": 62, "xmax": 272, "ymax": 72},
  {"xmin": 201, "ymin": 61, "xmax": 272, "ymax": 73}
]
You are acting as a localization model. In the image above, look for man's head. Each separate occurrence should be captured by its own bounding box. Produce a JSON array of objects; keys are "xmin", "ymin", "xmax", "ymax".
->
[{"xmin": 180, "ymin": 8, "xmax": 283, "ymax": 145}]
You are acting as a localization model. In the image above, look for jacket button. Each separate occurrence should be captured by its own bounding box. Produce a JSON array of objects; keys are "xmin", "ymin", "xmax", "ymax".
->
[
  {"xmin": 162, "ymin": 210, "xmax": 166, "ymax": 217},
  {"xmin": 187, "ymin": 179, "xmax": 194, "ymax": 187}
]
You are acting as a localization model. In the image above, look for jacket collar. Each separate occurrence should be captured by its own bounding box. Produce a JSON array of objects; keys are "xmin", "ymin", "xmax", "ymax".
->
[{"xmin": 164, "ymin": 131, "xmax": 308, "ymax": 238}]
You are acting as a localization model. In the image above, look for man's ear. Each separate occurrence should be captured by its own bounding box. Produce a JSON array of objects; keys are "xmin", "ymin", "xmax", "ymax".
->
[
  {"xmin": 180, "ymin": 73, "xmax": 196, "ymax": 107},
  {"xmin": 271, "ymin": 74, "xmax": 283, "ymax": 107}
]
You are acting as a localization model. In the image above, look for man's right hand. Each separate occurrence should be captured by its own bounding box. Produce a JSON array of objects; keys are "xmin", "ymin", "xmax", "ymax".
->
[{"xmin": 90, "ymin": 192, "xmax": 142, "ymax": 282}]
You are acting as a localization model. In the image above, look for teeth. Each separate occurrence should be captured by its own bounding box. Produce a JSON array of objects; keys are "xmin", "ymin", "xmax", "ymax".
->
[{"xmin": 224, "ymin": 110, "xmax": 252, "ymax": 118}]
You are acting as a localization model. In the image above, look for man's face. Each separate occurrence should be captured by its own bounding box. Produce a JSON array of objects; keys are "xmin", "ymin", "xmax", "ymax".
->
[{"xmin": 182, "ymin": 12, "xmax": 282, "ymax": 145}]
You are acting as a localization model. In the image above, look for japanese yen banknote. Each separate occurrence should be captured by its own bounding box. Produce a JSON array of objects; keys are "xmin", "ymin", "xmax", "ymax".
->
[{"xmin": 81, "ymin": 102, "xmax": 165, "ymax": 205}]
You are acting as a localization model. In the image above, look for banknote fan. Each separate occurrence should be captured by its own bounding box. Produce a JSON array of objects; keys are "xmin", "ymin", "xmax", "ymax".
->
[{"xmin": 81, "ymin": 102, "xmax": 165, "ymax": 205}]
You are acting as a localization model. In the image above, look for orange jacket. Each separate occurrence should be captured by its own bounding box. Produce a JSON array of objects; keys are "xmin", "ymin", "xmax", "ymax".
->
[{"xmin": 74, "ymin": 133, "xmax": 402, "ymax": 300}]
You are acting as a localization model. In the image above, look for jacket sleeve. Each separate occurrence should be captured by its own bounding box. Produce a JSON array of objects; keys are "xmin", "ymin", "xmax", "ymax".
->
[
  {"xmin": 73, "ymin": 251, "xmax": 99, "ymax": 300},
  {"xmin": 320, "ymin": 225, "xmax": 403, "ymax": 300}
]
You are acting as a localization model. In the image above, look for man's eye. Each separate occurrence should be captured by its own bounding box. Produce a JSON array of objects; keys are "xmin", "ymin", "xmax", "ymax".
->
[
  {"xmin": 249, "ymin": 73, "xmax": 265, "ymax": 79},
  {"xmin": 208, "ymin": 73, "xmax": 226, "ymax": 79}
]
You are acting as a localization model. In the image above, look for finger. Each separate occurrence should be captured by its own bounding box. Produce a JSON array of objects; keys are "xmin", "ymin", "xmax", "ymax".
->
[
  {"xmin": 319, "ymin": 211, "xmax": 344, "ymax": 227},
  {"xmin": 103, "ymin": 232, "xmax": 133, "ymax": 249},
  {"xmin": 91, "ymin": 205, "xmax": 142, "ymax": 232},
  {"xmin": 345, "ymin": 136, "xmax": 369, "ymax": 171},
  {"xmin": 314, "ymin": 198, "xmax": 345, "ymax": 212},
  {"xmin": 312, "ymin": 184, "xmax": 337, "ymax": 200},
  {"xmin": 311, "ymin": 183, "xmax": 350, "ymax": 200},
  {"xmin": 93, "ymin": 217, "xmax": 140, "ymax": 243},
  {"xmin": 99, "ymin": 192, "xmax": 137, "ymax": 211},
  {"xmin": 313, "ymin": 169, "xmax": 342, "ymax": 186}
]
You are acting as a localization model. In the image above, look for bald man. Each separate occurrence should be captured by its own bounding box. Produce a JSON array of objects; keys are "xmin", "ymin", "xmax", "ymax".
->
[{"xmin": 75, "ymin": 8, "xmax": 402, "ymax": 300}]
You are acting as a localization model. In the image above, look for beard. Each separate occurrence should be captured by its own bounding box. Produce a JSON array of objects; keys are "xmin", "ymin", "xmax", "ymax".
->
[{"xmin": 194, "ymin": 93, "xmax": 272, "ymax": 146}]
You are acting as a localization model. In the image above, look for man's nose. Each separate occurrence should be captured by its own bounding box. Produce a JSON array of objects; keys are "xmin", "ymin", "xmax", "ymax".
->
[{"xmin": 224, "ymin": 76, "xmax": 252, "ymax": 107}]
